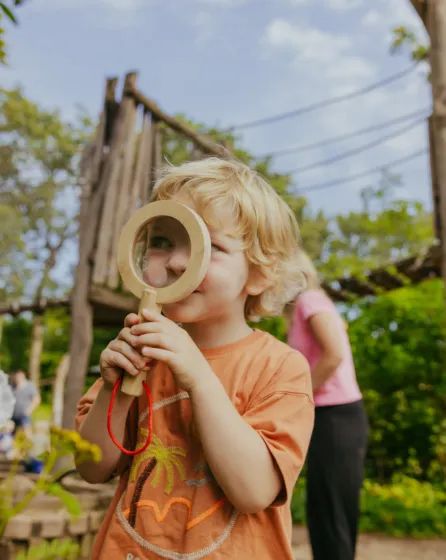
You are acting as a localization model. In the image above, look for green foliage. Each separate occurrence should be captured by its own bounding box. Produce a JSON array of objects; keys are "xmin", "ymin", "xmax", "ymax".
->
[
  {"xmin": 0, "ymin": 1, "xmax": 26, "ymax": 65},
  {"xmin": 16, "ymin": 538, "xmax": 80, "ymax": 560},
  {"xmin": 320, "ymin": 173, "xmax": 434, "ymax": 279},
  {"xmin": 360, "ymin": 476, "xmax": 446, "ymax": 538},
  {"xmin": 0, "ymin": 87, "xmax": 93, "ymax": 303},
  {"xmin": 391, "ymin": 26, "xmax": 430, "ymax": 65},
  {"xmin": 0, "ymin": 427, "xmax": 101, "ymax": 537},
  {"xmin": 348, "ymin": 279, "xmax": 446, "ymax": 482},
  {"xmin": 0, "ymin": 315, "xmax": 31, "ymax": 370},
  {"xmin": 291, "ymin": 475, "xmax": 446, "ymax": 538}
]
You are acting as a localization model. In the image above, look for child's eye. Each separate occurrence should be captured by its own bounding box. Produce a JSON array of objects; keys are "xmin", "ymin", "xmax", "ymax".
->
[
  {"xmin": 150, "ymin": 236, "xmax": 173, "ymax": 250},
  {"xmin": 211, "ymin": 243, "xmax": 222, "ymax": 252}
]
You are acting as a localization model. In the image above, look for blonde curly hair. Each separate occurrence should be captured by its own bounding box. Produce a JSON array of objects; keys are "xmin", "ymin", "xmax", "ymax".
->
[{"xmin": 151, "ymin": 158, "xmax": 306, "ymax": 320}]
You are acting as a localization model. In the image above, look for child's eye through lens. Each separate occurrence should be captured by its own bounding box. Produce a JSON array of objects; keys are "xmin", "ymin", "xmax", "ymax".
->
[{"xmin": 150, "ymin": 235, "xmax": 174, "ymax": 250}]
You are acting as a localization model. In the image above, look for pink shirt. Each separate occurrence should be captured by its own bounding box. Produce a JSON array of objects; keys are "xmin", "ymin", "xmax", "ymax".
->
[{"xmin": 287, "ymin": 290, "xmax": 362, "ymax": 407}]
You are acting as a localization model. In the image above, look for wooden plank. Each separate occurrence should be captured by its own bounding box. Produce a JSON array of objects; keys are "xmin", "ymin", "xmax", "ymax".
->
[
  {"xmin": 152, "ymin": 120, "xmax": 163, "ymax": 187},
  {"xmin": 62, "ymin": 78, "xmax": 121, "ymax": 429},
  {"xmin": 90, "ymin": 285, "xmax": 138, "ymax": 313},
  {"xmin": 140, "ymin": 116, "xmax": 156, "ymax": 206},
  {"xmin": 125, "ymin": 83, "xmax": 230, "ymax": 158},
  {"xmin": 338, "ymin": 277, "xmax": 377, "ymax": 297},
  {"xmin": 0, "ymin": 297, "xmax": 70, "ymax": 316},
  {"xmin": 92, "ymin": 77, "xmax": 136, "ymax": 286},
  {"xmin": 107, "ymin": 79, "xmax": 138, "ymax": 289},
  {"xmin": 127, "ymin": 110, "xmax": 151, "ymax": 220}
]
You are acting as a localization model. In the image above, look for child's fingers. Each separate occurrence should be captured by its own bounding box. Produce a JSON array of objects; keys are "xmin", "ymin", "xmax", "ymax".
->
[
  {"xmin": 140, "ymin": 346, "xmax": 173, "ymax": 365},
  {"xmin": 124, "ymin": 313, "xmax": 140, "ymax": 328},
  {"xmin": 103, "ymin": 349, "xmax": 140, "ymax": 377},
  {"xmin": 108, "ymin": 340, "xmax": 146, "ymax": 370},
  {"xmin": 132, "ymin": 333, "xmax": 170, "ymax": 352},
  {"xmin": 130, "ymin": 321, "xmax": 164, "ymax": 336},
  {"xmin": 141, "ymin": 308, "xmax": 167, "ymax": 323}
]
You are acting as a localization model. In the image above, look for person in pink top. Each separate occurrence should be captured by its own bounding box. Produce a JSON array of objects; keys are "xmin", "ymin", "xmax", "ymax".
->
[{"xmin": 286, "ymin": 251, "xmax": 368, "ymax": 560}]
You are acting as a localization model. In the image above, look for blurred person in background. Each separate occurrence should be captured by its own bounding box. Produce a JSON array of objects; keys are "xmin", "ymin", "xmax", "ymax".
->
[
  {"xmin": 286, "ymin": 251, "xmax": 368, "ymax": 560},
  {"xmin": 11, "ymin": 370, "xmax": 40, "ymax": 438}
]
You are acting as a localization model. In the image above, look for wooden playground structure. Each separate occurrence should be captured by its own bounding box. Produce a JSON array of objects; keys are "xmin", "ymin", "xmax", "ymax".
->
[{"xmin": 0, "ymin": 67, "xmax": 442, "ymax": 429}]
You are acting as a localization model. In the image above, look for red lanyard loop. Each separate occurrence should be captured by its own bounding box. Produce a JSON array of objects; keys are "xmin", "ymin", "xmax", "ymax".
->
[{"xmin": 107, "ymin": 377, "xmax": 153, "ymax": 455}]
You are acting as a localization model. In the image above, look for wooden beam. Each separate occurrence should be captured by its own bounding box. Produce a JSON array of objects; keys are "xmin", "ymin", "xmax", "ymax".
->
[
  {"xmin": 410, "ymin": 0, "xmax": 427, "ymax": 26},
  {"xmin": 125, "ymin": 83, "xmax": 230, "ymax": 159},
  {"xmin": 0, "ymin": 298, "xmax": 70, "ymax": 316}
]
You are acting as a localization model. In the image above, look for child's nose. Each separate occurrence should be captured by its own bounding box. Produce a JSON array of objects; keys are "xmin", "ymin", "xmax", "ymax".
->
[{"xmin": 167, "ymin": 247, "xmax": 190, "ymax": 275}]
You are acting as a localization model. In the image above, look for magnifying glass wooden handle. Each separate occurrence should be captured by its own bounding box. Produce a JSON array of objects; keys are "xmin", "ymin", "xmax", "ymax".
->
[{"xmin": 121, "ymin": 288, "xmax": 161, "ymax": 397}]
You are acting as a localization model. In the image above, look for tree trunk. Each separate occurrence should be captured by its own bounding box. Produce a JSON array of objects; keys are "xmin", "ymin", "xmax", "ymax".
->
[
  {"xmin": 28, "ymin": 314, "xmax": 44, "ymax": 389},
  {"xmin": 52, "ymin": 353, "xmax": 70, "ymax": 427}
]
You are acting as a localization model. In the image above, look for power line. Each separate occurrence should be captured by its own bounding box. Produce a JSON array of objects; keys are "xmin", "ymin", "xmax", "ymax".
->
[
  {"xmin": 229, "ymin": 65, "xmax": 417, "ymax": 132},
  {"xmin": 260, "ymin": 108, "xmax": 429, "ymax": 159},
  {"xmin": 286, "ymin": 117, "xmax": 427, "ymax": 174},
  {"xmin": 296, "ymin": 148, "xmax": 428, "ymax": 194}
]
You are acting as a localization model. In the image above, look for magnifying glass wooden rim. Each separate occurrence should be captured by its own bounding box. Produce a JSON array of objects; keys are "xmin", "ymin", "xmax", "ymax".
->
[
  {"xmin": 116, "ymin": 199, "xmax": 211, "ymax": 396},
  {"xmin": 117, "ymin": 200, "xmax": 211, "ymax": 304}
]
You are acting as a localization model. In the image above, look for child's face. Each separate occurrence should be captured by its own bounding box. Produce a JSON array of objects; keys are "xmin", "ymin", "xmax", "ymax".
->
[{"xmin": 145, "ymin": 198, "xmax": 253, "ymax": 324}]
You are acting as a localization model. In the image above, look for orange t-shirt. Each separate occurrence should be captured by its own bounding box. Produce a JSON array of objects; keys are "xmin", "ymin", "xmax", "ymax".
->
[{"xmin": 76, "ymin": 329, "xmax": 314, "ymax": 559}]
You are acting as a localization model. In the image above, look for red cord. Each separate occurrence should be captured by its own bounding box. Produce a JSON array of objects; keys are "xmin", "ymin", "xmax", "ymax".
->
[{"xmin": 107, "ymin": 377, "xmax": 153, "ymax": 455}]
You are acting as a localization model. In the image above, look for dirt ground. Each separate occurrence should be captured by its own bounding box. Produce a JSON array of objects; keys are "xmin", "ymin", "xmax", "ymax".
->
[{"xmin": 292, "ymin": 526, "xmax": 446, "ymax": 560}]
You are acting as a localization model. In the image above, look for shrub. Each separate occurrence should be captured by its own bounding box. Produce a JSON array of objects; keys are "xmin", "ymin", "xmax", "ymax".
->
[{"xmin": 291, "ymin": 475, "xmax": 446, "ymax": 538}]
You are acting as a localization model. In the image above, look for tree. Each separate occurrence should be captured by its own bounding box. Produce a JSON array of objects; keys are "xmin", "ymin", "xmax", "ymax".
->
[
  {"xmin": 0, "ymin": 87, "xmax": 93, "ymax": 387},
  {"xmin": 0, "ymin": 1, "xmax": 27, "ymax": 65},
  {"xmin": 320, "ymin": 170, "xmax": 434, "ymax": 279},
  {"xmin": 391, "ymin": 25, "xmax": 430, "ymax": 65},
  {"xmin": 348, "ymin": 279, "xmax": 446, "ymax": 483}
]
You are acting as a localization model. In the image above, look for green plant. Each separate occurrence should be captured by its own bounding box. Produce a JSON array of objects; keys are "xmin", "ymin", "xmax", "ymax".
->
[
  {"xmin": 348, "ymin": 279, "xmax": 446, "ymax": 483},
  {"xmin": 16, "ymin": 539, "xmax": 80, "ymax": 560},
  {"xmin": 0, "ymin": 426, "xmax": 101, "ymax": 536},
  {"xmin": 291, "ymin": 475, "xmax": 446, "ymax": 538}
]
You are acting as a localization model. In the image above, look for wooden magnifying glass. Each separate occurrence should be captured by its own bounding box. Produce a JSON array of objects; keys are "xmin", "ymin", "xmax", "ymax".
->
[{"xmin": 117, "ymin": 200, "xmax": 211, "ymax": 397}]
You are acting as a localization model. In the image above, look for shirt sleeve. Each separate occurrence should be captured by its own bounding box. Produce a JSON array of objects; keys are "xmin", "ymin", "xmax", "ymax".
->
[
  {"xmin": 242, "ymin": 350, "xmax": 314, "ymax": 507},
  {"xmin": 298, "ymin": 290, "xmax": 336, "ymax": 321},
  {"xmin": 28, "ymin": 382, "xmax": 38, "ymax": 399},
  {"xmin": 76, "ymin": 379, "xmax": 137, "ymax": 478}
]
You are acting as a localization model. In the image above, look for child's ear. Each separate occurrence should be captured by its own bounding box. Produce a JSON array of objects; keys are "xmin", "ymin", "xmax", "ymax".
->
[{"xmin": 245, "ymin": 268, "xmax": 271, "ymax": 296}]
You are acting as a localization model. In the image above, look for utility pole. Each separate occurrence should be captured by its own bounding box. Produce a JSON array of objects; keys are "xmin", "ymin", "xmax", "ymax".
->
[
  {"xmin": 427, "ymin": 0, "xmax": 446, "ymax": 302},
  {"xmin": 413, "ymin": 0, "xmax": 446, "ymax": 300}
]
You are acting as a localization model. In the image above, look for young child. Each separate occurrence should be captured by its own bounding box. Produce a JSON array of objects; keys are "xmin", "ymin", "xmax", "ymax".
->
[{"xmin": 76, "ymin": 158, "xmax": 315, "ymax": 559}]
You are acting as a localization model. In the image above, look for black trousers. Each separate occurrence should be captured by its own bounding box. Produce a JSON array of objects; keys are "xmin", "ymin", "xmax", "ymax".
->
[{"xmin": 306, "ymin": 399, "xmax": 368, "ymax": 560}]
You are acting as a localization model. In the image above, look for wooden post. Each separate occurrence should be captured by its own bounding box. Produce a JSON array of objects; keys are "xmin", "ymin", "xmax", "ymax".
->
[
  {"xmin": 427, "ymin": 0, "xmax": 446, "ymax": 305},
  {"xmin": 62, "ymin": 79, "xmax": 115, "ymax": 430}
]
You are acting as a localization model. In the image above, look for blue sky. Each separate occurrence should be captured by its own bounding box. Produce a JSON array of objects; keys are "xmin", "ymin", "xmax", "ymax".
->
[{"xmin": 2, "ymin": 0, "xmax": 431, "ymax": 218}]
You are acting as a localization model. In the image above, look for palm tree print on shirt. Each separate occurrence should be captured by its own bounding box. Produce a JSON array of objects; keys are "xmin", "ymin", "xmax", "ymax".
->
[{"xmin": 130, "ymin": 430, "xmax": 187, "ymax": 495}]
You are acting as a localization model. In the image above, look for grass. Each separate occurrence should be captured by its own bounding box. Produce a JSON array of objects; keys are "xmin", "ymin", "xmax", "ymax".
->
[{"xmin": 32, "ymin": 403, "xmax": 52, "ymax": 424}]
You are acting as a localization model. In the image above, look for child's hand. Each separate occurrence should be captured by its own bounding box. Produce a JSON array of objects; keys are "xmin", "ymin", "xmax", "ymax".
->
[
  {"xmin": 129, "ymin": 309, "xmax": 213, "ymax": 392},
  {"xmin": 100, "ymin": 313, "xmax": 148, "ymax": 390}
]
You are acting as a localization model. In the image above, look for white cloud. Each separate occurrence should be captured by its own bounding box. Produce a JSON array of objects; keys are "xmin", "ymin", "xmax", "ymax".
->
[
  {"xmin": 264, "ymin": 20, "xmax": 351, "ymax": 64},
  {"xmin": 327, "ymin": 0, "xmax": 363, "ymax": 10},
  {"xmin": 193, "ymin": 11, "xmax": 215, "ymax": 44},
  {"xmin": 361, "ymin": 9, "xmax": 379, "ymax": 27},
  {"xmin": 195, "ymin": 0, "xmax": 247, "ymax": 6},
  {"xmin": 99, "ymin": 0, "xmax": 144, "ymax": 11}
]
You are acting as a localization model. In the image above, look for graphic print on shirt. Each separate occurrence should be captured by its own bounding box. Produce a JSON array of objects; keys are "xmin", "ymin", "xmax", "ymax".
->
[{"xmin": 117, "ymin": 391, "xmax": 239, "ymax": 560}]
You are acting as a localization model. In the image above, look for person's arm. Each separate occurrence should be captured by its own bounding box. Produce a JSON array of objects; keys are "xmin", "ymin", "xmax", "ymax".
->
[
  {"xmin": 308, "ymin": 312, "xmax": 344, "ymax": 391},
  {"xmin": 189, "ymin": 375, "xmax": 282, "ymax": 514},
  {"xmin": 76, "ymin": 384, "xmax": 134, "ymax": 484},
  {"xmin": 27, "ymin": 392, "xmax": 41, "ymax": 416},
  {"xmin": 190, "ymin": 351, "xmax": 313, "ymax": 514}
]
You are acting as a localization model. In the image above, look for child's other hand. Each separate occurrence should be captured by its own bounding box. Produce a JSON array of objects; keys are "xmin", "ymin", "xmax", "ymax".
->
[
  {"xmin": 99, "ymin": 313, "xmax": 148, "ymax": 390},
  {"xmin": 130, "ymin": 309, "xmax": 213, "ymax": 392}
]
